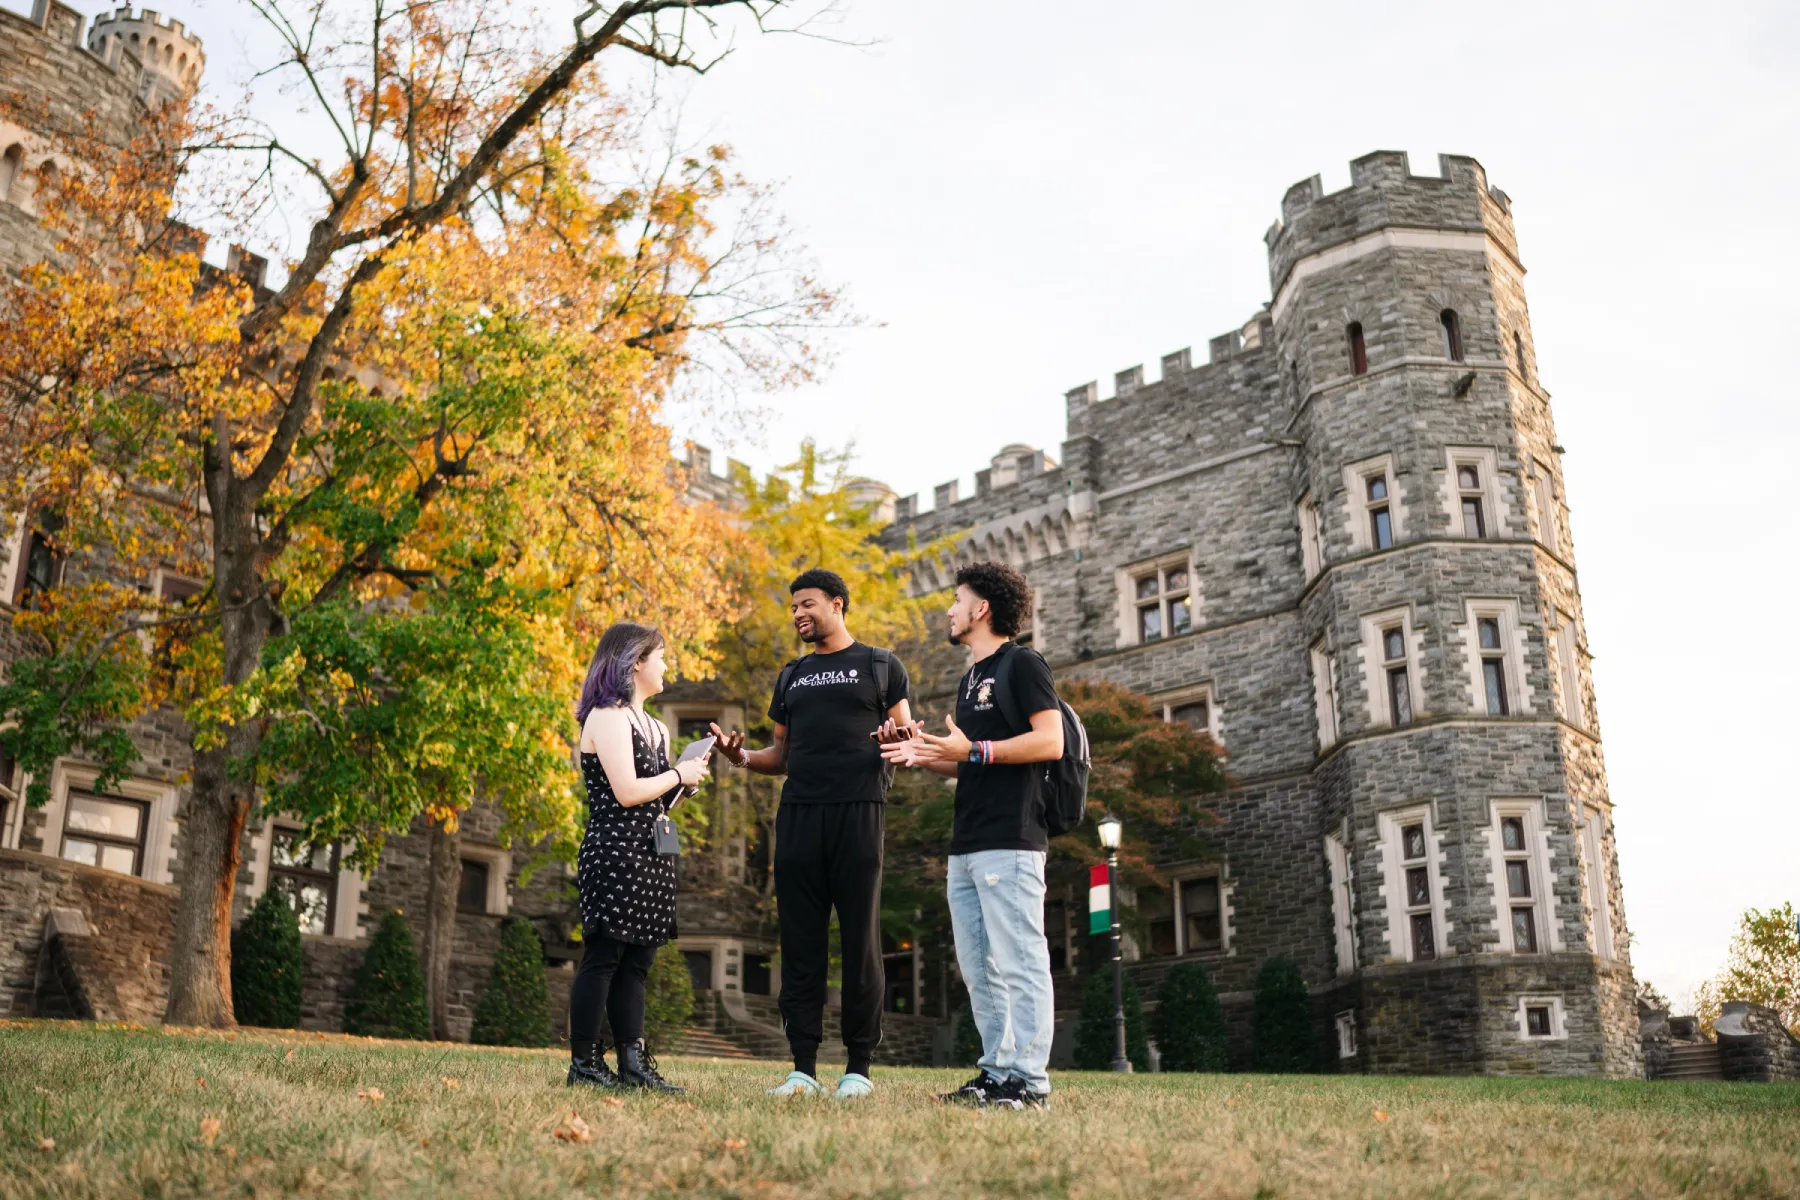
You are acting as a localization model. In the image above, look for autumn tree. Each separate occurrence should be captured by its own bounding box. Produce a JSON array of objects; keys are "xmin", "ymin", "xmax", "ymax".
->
[
  {"xmin": 1693, "ymin": 901, "xmax": 1798, "ymax": 1037},
  {"xmin": 0, "ymin": 0, "xmax": 839, "ymax": 1027}
]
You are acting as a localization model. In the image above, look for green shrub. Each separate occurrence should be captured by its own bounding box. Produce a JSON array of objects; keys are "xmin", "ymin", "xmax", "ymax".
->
[
  {"xmin": 1154, "ymin": 962, "xmax": 1229, "ymax": 1071},
  {"xmin": 344, "ymin": 910, "xmax": 430, "ymax": 1040},
  {"xmin": 470, "ymin": 919, "xmax": 554, "ymax": 1047},
  {"xmin": 642, "ymin": 944, "xmax": 693, "ymax": 1053},
  {"xmin": 1252, "ymin": 956, "xmax": 1314, "ymax": 1073},
  {"xmin": 1073, "ymin": 969, "xmax": 1149, "ymax": 1072},
  {"xmin": 231, "ymin": 888, "xmax": 303, "ymax": 1029},
  {"xmin": 952, "ymin": 1002, "xmax": 982, "ymax": 1067}
]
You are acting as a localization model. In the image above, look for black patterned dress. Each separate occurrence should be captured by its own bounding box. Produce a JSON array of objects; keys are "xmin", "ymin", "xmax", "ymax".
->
[{"xmin": 576, "ymin": 724, "xmax": 680, "ymax": 946}]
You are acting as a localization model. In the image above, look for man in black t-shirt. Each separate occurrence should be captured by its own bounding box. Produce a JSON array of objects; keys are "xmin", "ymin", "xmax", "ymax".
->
[
  {"xmin": 710, "ymin": 568, "xmax": 912, "ymax": 1101},
  {"xmin": 882, "ymin": 561, "xmax": 1063, "ymax": 1110}
]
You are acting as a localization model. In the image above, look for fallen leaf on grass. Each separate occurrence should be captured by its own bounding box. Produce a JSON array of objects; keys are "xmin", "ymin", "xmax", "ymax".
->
[
  {"xmin": 440, "ymin": 1077, "xmax": 461, "ymax": 1090},
  {"xmin": 722, "ymin": 1138, "xmax": 748, "ymax": 1152},
  {"xmin": 198, "ymin": 1117, "xmax": 222, "ymax": 1147},
  {"xmin": 33, "ymin": 1086, "xmax": 50, "ymax": 1096},
  {"xmin": 600, "ymin": 1096, "xmax": 625, "ymax": 1109},
  {"xmin": 1373, "ymin": 1110, "xmax": 1391, "ymax": 1122},
  {"xmin": 419, "ymin": 1137, "xmax": 430, "ymax": 1148},
  {"xmin": 552, "ymin": 1112, "xmax": 593, "ymax": 1143},
  {"xmin": 37, "ymin": 1137, "xmax": 54, "ymax": 1152},
  {"xmin": 195, "ymin": 1077, "xmax": 207, "ymax": 1090},
  {"xmin": 283, "ymin": 1048, "xmax": 294, "ymax": 1063},
  {"xmin": 358, "ymin": 1088, "xmax": 384, "ymax": 1103}
]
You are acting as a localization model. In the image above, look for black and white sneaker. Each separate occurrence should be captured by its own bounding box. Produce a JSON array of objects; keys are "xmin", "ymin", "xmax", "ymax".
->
[
  {"xmin": 936, "ymin": 1071, "xmax": 1006, "ymax": 1106},
  {"xmin": 990, "ymin": 1076, "xmax": 1050, "ymax": 1111}
]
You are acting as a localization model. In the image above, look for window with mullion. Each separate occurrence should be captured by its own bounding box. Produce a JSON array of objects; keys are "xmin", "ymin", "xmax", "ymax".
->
[
  {"xmin": 61, "ymin": 791, "xmax": 147, "ymax": 876},
  {"xmin": 1478, "ymin": 617, "xmax": 1509, "ymax": 715},
  {"xmin": 1499, "ymin": 815, "xmax": 1538, "ymax": 953},
  {"xmin": 269, "ymin": 828, "xmax": 338, "ymax": 935},
  {"xmin": 1134, "ymin": 564, "xmax": 1192, "ymax": 643},
  {"xmin": 1400, "ymin": 823, "xmax": 1436, "ymax": 960},
  {"xmin": 1366, "ymin": 476, "xmax": 1394, "ymax": 549},
  {"xmin": 1382, "ymin": 626, "xmax": 1413, "ymax": 726}
]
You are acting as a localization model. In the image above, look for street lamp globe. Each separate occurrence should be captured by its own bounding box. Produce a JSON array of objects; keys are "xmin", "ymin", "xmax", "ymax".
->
[{"xmin": 1096, "ymin": 813, "xmax": 1123, "ymax": 851}]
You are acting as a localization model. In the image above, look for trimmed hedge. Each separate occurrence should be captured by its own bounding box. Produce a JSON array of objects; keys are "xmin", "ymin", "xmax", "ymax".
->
[
  {"xmin": 1252, "ymin": 956, "xmax": 1314, "ymax": 1073},
  {"xmin": 231, "ymin": 888, "xmax": 303, "ymax": 1029},
  {"xmin": 470, "ymin": 919, "xmax": 554, "ymax": 1047},
  {"xmin": 1073, "ymin": 969, "xmax": 1149, "ymax": 1072},
  {"xmin": 344, "ymin": 910, "xmax": 430, "ymax": 1040},
  {"xmin": 1154, "ymin": 962, "xmax": 1229, "ymax": 1071}
]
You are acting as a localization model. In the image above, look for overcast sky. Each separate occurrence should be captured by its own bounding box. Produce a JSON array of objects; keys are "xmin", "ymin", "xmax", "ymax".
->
[{"xmin": 52, "ymin": 0, "xmax": 1798, "ymax": 1002}]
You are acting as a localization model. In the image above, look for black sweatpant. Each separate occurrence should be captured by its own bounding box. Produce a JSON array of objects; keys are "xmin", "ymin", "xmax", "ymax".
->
[
  {"xmin": 774, "ymin": 802, "xmax": 884, "ymax": 1069},
  {"xmin": 568, "ymin": 931, "xmax": 658, "ymax": 1046}
]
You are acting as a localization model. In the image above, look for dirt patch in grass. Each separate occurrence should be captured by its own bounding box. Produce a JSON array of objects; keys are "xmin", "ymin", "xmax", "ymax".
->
[{"xmin": 1, "ymin": 1020, "xmax": 1795, "ymax": 1198}]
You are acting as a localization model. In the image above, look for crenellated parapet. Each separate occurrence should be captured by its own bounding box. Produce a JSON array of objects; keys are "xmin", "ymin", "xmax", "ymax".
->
[{"xmin": 87, "ymin": 5, "xmax": 205, "ymax": 106}]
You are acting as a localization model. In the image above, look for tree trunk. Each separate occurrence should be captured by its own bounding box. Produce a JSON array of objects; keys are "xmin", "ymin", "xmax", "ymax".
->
[
  {"xmin": 164, "ymin": 505, "xmax": 268, "ymax": 1027},
  {"xmin": 424, "ymin": 818, "xmax": 462, "ymax": 1041}
]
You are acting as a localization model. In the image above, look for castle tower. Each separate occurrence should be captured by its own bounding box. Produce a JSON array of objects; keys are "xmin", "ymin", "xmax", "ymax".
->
[
  {"xmin": 87, "ymin": 6, "xmax": 205, "ymax": 107},
  {"xmin": 1268, "ymin": 152, "xmax": 1639, "ymax": 1075}
]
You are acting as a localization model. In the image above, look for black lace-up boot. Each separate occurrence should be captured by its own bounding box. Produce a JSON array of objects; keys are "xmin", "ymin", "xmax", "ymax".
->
[
  {"xmin": 566, "ymin": 1041, "xmax": 621, "ymax": 1089},
  {"xmin": 616, "ymin": 1039, "xmax": 684, "ymax": 1094}
]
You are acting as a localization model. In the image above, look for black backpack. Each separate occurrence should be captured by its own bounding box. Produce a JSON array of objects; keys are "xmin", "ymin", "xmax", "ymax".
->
[
  {"xmin": 774, "ymin": 645, "xmax": 900, "ymax": 795},
  {"xmin": 993, "ymin": 643, "xmax": 1091, "ymax": 838}
]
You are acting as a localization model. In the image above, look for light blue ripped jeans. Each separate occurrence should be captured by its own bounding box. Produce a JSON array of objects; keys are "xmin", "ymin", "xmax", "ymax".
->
[{"xmin": 947, "ymin": 849, "xmax": 1054, "ymax": 1095}]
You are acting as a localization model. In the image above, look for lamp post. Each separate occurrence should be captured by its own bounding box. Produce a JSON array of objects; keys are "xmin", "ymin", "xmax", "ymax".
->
[{"xmin": 1095, "ymin": 813, "xmax": 1130, "ymax": 1073}]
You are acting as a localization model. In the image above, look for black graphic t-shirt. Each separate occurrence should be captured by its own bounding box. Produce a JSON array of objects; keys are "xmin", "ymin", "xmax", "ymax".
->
[
  {"xmin": 950, "ymin": 642, "xmax": 1061, "ymax": 854},
  {"xmin": 768, "ymin": 643, "xmax": 910, "ymax": 805}
]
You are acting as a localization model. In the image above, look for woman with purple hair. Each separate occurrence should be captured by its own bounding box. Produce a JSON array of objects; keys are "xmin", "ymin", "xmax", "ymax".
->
[{"xmin": 567, "ymin": 621, "xmax": 708, "ymax": 1094}]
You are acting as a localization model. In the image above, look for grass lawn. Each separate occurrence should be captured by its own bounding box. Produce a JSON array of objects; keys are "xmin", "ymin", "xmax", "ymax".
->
[{"xmin": 1, "ymin": 1021, "xmax": 1796, "ymax": 1198}]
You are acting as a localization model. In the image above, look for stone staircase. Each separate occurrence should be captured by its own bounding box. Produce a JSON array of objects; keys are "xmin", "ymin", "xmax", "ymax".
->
[
  {"xmin": 1658, "ymin": 1042, "xmax": 1723, "ymax": 1081},
  {"xmin": 676, "ymin": 1026, "xmax": 762, "ymax": 1060}
]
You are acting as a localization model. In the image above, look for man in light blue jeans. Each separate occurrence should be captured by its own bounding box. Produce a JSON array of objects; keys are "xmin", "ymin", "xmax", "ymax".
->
[{"xmin": 884, "ymin": 561, "xmax": 1063, "ymax": 1109}]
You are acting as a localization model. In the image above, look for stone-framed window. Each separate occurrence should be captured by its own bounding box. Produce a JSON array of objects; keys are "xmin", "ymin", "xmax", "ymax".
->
[
  {"xmin": 1378, "ymin": 805, "xmax": 1447, "ymax": 963},
  {"xmin": 458, "ymin": 843, "xmax": 513, "ymax": 917},
  {"xmin": 0, "ymin": 740, "xmax": 16, "ymax": 849},
  {"xmin": 38, "ymin": 761, "xmax": 180, "ymax": 884},
  {"xmin": 1549, "ymin": 610, "xmax": 1586, "ymax": 727},
  {"xmin": 269, "ymin": 828, "xmax": 339, "ymax": 935},
  {"xmin": 1157, "ymin": 684, "xmax": 1219, "ymax": 744},
  {"xmin": 1114, "ymin": 550, "xmax": 1197, "ymax": 647},
  {"xmin": 1177, "ymin": 874, "xmax": 1226, "ymax": 954},
  {"xmin": 1336, "ymin": 1010, "xmax": 1358, "ymax": 1059},
  {"xmin": 1325, "ymin": 826, "xmax": 1357, "ymax": 975},
  {"xmin": 11, "ymin": 521, "xmax": 65, "ymax": 610},
  {"xmin": 1516, "ymin": 994, "xmax": 1568, "ymax": 1041},
  {"xmin": 1459, "ymin": 599, "xmax": 1533, "ymax": 717},
  {"xmin": 1310, "ymin": 638, "xmax": 1339, "ymax": 750},
  {"xmin": 1346, "ymin": 322, "xmax": 1368, "ymax": 376},
  {"xmin": 1297, "ymin": 492, "xmax": 1323, "ymax": 581},
  {"xmin": 1342, "ymin": 454, "xmax": 1406, "ymax": 554},
  {"xmin": 246, "ymin": 819, "xmax": 366, "ymax": 938},
  {"xmin": 1532, "ymin": 469, "xmax": 1561, "ymax": 553},
  {"xmin": 1439, "ymin": 308, "xmax": 1465, "ymax": 361},
  {"xmin": 1580, "ymin": 805, "xmax": 1616, "ymax": 960},
  {"xmin": 1486, "ymin": 798, "xmax": 1560, "ymax": 956},
  {"xmin": 1442, "ymin": 447, "xmax": 1506, "ymax": 539},
  {"xmin": 1359, "ymin": 607, "xmax": 1425, "ymax": 730}
]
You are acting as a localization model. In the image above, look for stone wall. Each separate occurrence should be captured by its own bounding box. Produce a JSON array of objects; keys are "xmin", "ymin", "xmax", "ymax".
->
[
  {"xmin": 0, "ymin": 846, "xmax": 175, "ymax": 1022},
  {"xmin": 1716, "ymin": 1002, "xmax": 1800, "ymax": 1083}
]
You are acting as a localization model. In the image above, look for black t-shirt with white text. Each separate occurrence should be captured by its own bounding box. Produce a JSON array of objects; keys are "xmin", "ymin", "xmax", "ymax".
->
[
  {"xmin": 950, "ymin": 642, "xmax": 1061, "ymax": 854},
  {"xmin": 768, "ymin": 642, "xmax": 909, "ymax": 805}
]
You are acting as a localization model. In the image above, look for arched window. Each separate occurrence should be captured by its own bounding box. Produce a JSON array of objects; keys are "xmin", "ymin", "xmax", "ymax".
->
[
  {"xmin": 1346, "ymin": 322, "xmax": 1367, "ymax": 376},
  {"xmin": 0, "ymin": 144, "xmax": 22, "ymax": 206},
  {"xmin": 1513, "ymin": 329, "xmax": 1528, "ymax": 379},
  {"xmin": 1439, "ymin": 309, "xmax": 1464, "ymax": 361}
]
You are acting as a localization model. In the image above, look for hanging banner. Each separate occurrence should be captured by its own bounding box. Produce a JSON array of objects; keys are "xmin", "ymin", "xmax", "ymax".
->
[{"xmin": 1088, "ymin": 862, "xmax": 1111, "ymax": 934}]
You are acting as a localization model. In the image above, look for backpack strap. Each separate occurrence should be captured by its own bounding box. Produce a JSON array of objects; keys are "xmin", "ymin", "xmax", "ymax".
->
[
  {"xmin": 868, "ymin": 645, "xmax": 893, "ymax": 712},
  {"xmin": 772, "ymin": 656, "xmax": 805, "ymax": 723},
  {"xmin": 992, "ymin": 641, "xmax": 1034, "ymax": 737}
]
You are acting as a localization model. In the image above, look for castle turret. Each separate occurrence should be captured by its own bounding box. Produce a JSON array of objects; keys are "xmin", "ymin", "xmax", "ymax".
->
[{"xmin": 87, "ymin": 6, "xmax": 205, "ymax": 107}]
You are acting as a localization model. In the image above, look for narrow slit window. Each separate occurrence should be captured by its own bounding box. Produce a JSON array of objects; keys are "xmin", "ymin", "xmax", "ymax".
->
[
  {"xmin": 1478, "ymin": 617, "xmax": 1509, "ymax": 715},
  {"xmin": 1400, "ymin": 822, "xmax": 1435, "ymax": 960},
  {"xmin": 1499, "ymin": 814, "xmax": 1539, "ymax": 954},
  {"xmin": 1440, "ymin": 309, "xmax": 1464, "ymax": 361},
  {"xmin": 1382, "ymin": 626, "xmax": 1412, "ymax": 726},
  {"xmin": 1347, "ymin": 322, "xmax": 1367, "ymax": 376},
  {"xmin": 1457, "ymin": 464, "xmax": 1487, "ymax": 537},
  {"xmin": 1514, "ymin": 329, "xmax": 1528, "ymax": 379},
  {"xmin": 1367, "ymin": 475, "xmax": 1393, "ymax": 549}
]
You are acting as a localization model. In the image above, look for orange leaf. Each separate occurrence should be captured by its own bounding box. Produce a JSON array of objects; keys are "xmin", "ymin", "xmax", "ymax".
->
[
  {"xmin": 284, "ymin": 1048, "xmax": 295, "ymax": 1063},
  {"xmin": 1373, "ymin": 1110, "xmax": 1391, "ymax": 1122},
  {"xmin": 37, "ymin": 1137, "xmax": 54, "ymax": 1152},
  {"xmin": 601, "ymin": 1096, "xmax": 625, "ymax": 1109},
  {"xmin": 195, "ymin": 1077, "xmax": 207, "ymax": 1090},
  {"xmin": 198, "ymin": 1117, "xmax": 222, "ymax": 1147},
  {"xmin": 723, "ymin": 1138, "xmax": 748, "ymax": 1152},
  {"xmin": 358, "ymin": 1087, "xmax": 384, "ymax": 1102},
  {"xmin": 553, "ymin": 1112, "xmax": 593, "ymax": 1143},
  {"xmin": 440, "ymin": 1077, "xmax": 461, "ymax": 1090}
]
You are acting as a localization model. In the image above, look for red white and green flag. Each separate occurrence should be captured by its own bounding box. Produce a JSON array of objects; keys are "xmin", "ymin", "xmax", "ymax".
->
[{"xmin": 1088, "ymin": 863, "xmax": 1112, "ymax": 934}]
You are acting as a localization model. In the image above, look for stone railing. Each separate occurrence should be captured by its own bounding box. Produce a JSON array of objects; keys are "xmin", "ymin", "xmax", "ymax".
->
[{"xmin": 1715, "ymin": 1002, "xmax": 1800, "ymax": 1083}]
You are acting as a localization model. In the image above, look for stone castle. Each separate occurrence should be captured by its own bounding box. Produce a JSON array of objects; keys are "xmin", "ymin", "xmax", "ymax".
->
[{"xmin": 0, "ymin": 1, "xmax": 1642, "ymax": 1075}]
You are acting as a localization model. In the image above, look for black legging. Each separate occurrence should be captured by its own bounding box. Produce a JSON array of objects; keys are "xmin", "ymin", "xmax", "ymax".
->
[{"xmin": 569, "ymin": 931, "xmax": 658, "ymax": 1046}]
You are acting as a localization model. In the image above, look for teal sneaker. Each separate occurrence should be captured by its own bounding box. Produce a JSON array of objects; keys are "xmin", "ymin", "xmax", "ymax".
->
[
  {"xmin": 833, "ymin": 1072, "xmax": 874, "ymax": 1101},
  {"xmin": 767, "ymin": 1070, "xmax": 825, "ymax": 1097}
]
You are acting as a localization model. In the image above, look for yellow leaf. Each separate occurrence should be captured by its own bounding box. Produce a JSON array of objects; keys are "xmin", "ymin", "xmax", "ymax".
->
[{"xmin": 1374, "ymin": 1110, "xmax": 1391, "ymax": 1122}]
